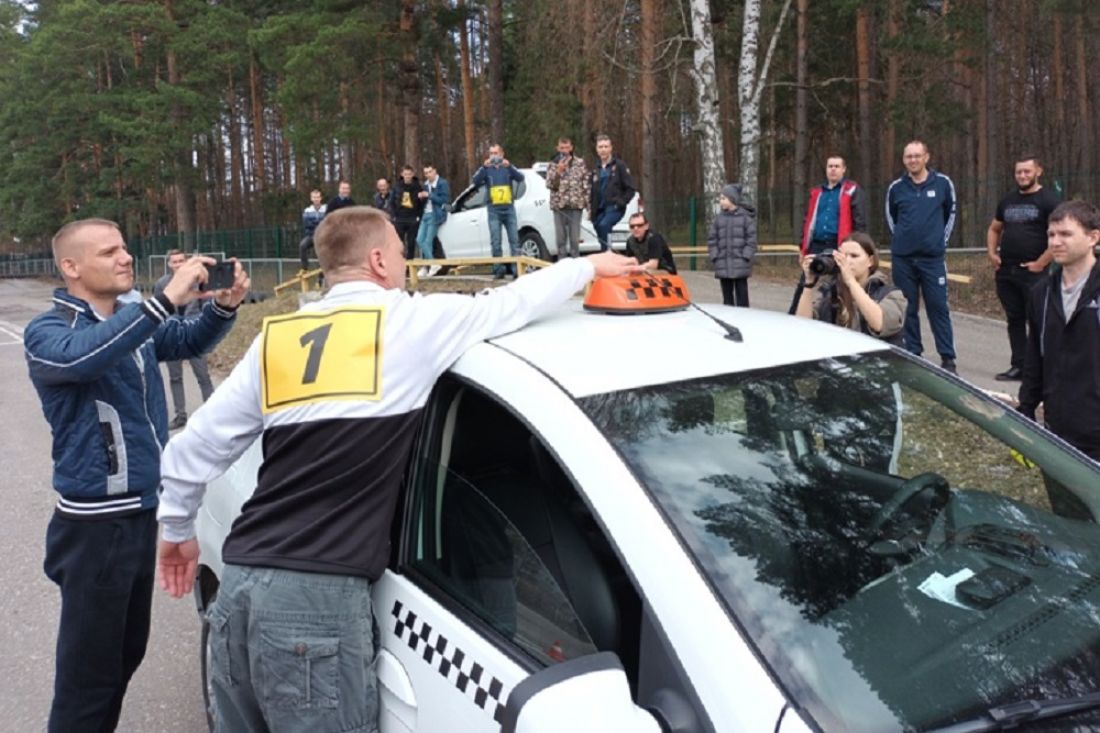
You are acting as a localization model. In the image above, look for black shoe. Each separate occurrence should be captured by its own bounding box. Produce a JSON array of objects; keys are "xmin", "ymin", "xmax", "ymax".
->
[
  {"xmin": 940, "ymin": 359, "xmax": 957, "ymax": 375},
  {"xmin": 995, "ymin": 366, "xmax": 1023, "ymax": 381},
  {"xmin": 169, "ymin": 415, "xmax": 187, "ymax": 430}
]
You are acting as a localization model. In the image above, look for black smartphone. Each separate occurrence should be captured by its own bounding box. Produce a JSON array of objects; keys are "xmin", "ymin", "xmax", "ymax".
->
[
  {"xmin": 200, "ymin": 260, "xmax": 235, "ymax": 292},
  {"xmin": 956, "ymin": 565, "xmax": 1031, "ymax": 609}
]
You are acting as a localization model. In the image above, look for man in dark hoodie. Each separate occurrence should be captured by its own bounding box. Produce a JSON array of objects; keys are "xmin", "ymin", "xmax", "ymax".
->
[
  {"xmin": 472, "ymin": 143, "xmax": 525, "ymax": 279},
  {"xmin": 589, "ymin": 135, "xmax": 636, "ymax": 252},
  {"xmin": 393, "ymin": 165, "xmax": 424, "ymax": 259},
  {"xmin": 327, "ymin": 180, "xmax": 356, "ymax": 214},
  {"xmin": 1018, "ymin": 199, "xmax": 1100, "ymax": 463}
]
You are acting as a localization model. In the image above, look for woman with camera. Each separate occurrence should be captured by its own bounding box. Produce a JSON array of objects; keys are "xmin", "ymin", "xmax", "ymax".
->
[{"xmin": 794, "ymin": 232, "xmax": 907, "ymax": 346}]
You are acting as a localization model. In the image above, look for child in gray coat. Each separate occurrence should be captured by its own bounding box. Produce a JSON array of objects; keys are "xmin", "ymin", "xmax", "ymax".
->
[{"xmin": 707, "ymin": 184, "xmax": 757, "ymax": 307}]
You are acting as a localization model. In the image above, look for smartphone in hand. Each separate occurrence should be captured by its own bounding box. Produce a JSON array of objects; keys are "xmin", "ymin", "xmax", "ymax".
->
[{"xmin": 199, "ymin": 260, "xmax": 235, "ymax": 291}]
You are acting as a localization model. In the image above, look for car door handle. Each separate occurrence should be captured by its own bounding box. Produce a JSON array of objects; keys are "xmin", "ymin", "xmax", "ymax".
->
[{"xmin": 377, "ymin": 649, "xmax": 416, "ymax": 706}]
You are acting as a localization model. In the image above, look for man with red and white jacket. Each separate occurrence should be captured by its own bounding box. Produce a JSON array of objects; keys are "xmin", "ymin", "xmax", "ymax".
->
[{"xmin": 789, "ymin": 155, "xmax": 868, "ymax": 312}]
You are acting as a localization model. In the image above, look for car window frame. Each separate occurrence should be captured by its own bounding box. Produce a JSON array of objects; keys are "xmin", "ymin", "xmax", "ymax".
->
[{"xmin": 395, "ymin": 373, "xmax": 600, "ymax": 674}]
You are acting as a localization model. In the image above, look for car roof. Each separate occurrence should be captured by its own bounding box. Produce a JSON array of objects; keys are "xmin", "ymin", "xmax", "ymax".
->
[{"xmin": 481, "ymin": 300, "xmax": 888, "ymax": 398}]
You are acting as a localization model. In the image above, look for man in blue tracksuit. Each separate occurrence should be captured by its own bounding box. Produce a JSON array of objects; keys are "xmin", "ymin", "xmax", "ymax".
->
[
  {"xmin": 473, "ymin": 143, "xmax": 525, "ymax": 279},
  {"xmin": 24, "ymin": 218, "xmax": 249, "ymax": 731},
  {"xmin": 886, "ymin": 140, "xmax": 958, "ymax": 372}
]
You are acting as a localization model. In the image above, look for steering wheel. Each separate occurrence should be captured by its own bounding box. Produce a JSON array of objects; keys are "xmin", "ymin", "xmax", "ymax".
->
[{"xmin": 868, "ymin": 472, "xmax": 951, "ymax": 537}]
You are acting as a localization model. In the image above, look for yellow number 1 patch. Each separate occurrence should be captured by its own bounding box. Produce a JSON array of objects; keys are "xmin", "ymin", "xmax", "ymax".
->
[
  {"xmin": 489, "ymin": 184, "xmax": 513, "ymax": 206},
  {"xmin": 260, "ymin": 307, "xmax": 384, "ymax": 414}
]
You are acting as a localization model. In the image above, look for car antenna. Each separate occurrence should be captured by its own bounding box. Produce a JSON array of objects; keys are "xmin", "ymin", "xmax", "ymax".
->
[{"xmin": 640, "ymin": 269, "xmax": 743, "ymax": 342}]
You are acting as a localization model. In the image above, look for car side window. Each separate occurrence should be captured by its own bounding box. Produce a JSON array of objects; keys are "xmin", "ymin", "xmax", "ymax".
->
[
  {"xmin": 454, "ymin": 185, "xmax": 487, "ymax": 212},
  {"xmin": 406, "ymin": 381, "xmax": 603, "ymax": 666}
]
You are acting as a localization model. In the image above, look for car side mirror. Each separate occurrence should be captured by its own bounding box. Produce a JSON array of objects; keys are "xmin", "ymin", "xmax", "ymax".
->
[{"xmin": 501, "ymin": 652, "xmax": 661, "ymax": 733}]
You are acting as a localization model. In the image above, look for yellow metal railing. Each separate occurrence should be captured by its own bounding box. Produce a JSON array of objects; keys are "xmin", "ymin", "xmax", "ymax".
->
[{"xmin": 273, "ymin": 256, "xmax": 553, "ymax": 295}]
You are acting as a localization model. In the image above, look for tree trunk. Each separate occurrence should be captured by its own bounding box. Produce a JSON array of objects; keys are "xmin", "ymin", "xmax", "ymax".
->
[
  {"xmin": 737, "ymin": 0, "xmax": 794, "ymax": 204},
  {"xmin": 487, "ymin": 0, "xmax": 504, "ymax": 143},
  {"xmin": 227, "ymin": 68, "xmax": 244, "ymax": 229},
  {"xmin": 434, "ymin": 51, "xmax": 452, "ymax": 174},
  {"xmin": 984, "ymin": 0, "xmax": 999, "ymax": 218},
  {"xmin": 458, "ymin": 0, "xmax": 477, "ymax": 175},
  {"xmin": 249, "ymin": 53, "xmax": 265, "ymax": 196},
  {"xmin": 882, "ymin": 0, "xmax": 900, "ymax": 184},
  {"xmin": 855, "ymin": 3, "xmax": 873, "ymax": 182},
  {"xmin": 1052, "ymin": 13, "xmax": 1065, "ymax": 176},
  {"xmin": 165, "ymin": 0, "xmax": 195, "ymax": 242},
  {"xmin": 688, "ymin": 0, "xmax": 725, "ymax": 212},
  {"xmin": 1074, "ymin": 13, "xmax": 1090, "ymax": 199},
  {"xmin": 640, "ymin": 0, "xmax": 660, "ymax": 205},
  {"xmin": 399, "ymin": 0, "xmax": 421, "ymax": 173},
  {"xmin": 793, "ymin": 0, "xmax": 809, "ymax": 227}
]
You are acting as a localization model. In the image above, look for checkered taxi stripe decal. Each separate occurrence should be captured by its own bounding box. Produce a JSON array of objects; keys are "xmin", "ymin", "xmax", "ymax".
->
[
  {"xmin": 624, "ymin": 277, "xmax": 685, "ymax": 301},
  {"xmin": 391, "ymin": 600, "xmax": 507, "ymax": 724}
]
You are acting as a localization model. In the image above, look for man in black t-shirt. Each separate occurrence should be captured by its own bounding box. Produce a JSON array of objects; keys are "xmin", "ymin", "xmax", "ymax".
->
[
  {"xmin": 986, "ymin": 156, "xmax": 1059, "ymax": 380},
  {"xmin": 625, "ymin": 212, "xmax": 678, "ymax": 274}
]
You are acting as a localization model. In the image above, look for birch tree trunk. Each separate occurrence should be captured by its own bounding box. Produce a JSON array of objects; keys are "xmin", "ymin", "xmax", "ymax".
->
[
  {"xmin": 688, "ymin": 0, "xmax": 725, "ymax": 212},
  {"xmin": 737, "ymin": 0, "xmax": 793, "ymax": 205},
  {"xmin": 792, "ymin": 0, "xmax": 808, "ymax": 226}
]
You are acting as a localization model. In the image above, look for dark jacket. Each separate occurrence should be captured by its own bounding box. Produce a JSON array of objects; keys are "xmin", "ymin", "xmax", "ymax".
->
[
  {"xmin": 885, "ymin": 169, "xmax": 957, "ymax": 257},
  {"xmin": 707, "ymin": 203, "xmax": 757, "ymax": 279},
  {"xmin": 24, "ymin": 289, "xmax": 235, "ymax": 517},
  {"xmin": 301, "ymin": 203, "xmax": 326, "ymax": 238},
  {"xmin": 472, "ymin": 163, "xmax": 525, "ymax": 210},
  {"xmin": 423, "ymin": 177, "xmax": 450, "ymax": 224},
  {"xmin": 393, "ymin": 178, "xmax": 424, "ymax": 223},
  {"xmin": 625, "ymin": 230, "xmax": 677, "ymax": 274},
  {"xmin": 1019, "ymin": 261, "xmax": 1100, "ymax": 459},
  {"xmin": 801, "ymin": 179, "xmax": 867, "ymax": 254},
  {"xmin": 326, "ymin": 195, "xmax": 356, "ymax": 214},
  {"xmin": 589, "ymin": 157, "xmax": 636, "ymax": 214},
  {"xmin": 372, "ymin": 191, "xmax": 396, "ymax": 220},
  {"xmin": 812, "ymin": 270, "xmax": 906, "ymax": 346}
]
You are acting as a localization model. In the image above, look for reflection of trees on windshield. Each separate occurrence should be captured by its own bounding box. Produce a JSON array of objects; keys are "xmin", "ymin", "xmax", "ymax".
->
[{"xmin": 581, "ymin": 356, "xmax": 1100, "ymax": 733}]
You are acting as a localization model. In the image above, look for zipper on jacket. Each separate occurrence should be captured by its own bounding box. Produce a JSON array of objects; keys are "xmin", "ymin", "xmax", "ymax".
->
[{"xmin": 133, "ymin": 347, "xmax": 163, "ymax": 453}]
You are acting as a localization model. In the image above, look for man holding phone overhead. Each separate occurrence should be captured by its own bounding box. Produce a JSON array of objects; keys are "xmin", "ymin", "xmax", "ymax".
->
[
  {"xmin": 154, "ymin": 250, "xmax": 232, "ymax": 429},
  {"xmin": 24, "ymin": 219, "xmax": 249, "ymax": 732},
  {"xmin": 473, "ymin": 143, "xmax": 525, "ymax": 279}
]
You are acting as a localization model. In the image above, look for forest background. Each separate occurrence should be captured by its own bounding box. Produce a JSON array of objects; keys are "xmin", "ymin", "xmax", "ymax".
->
[{"xmin": 0, "ymin": 0, "xmax": 1093, "ymax": 255}]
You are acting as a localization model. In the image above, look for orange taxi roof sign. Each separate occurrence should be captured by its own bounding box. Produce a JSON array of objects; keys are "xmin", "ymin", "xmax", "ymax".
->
[{"xmin": 583, "ymin": 273, "xmax": 691, "ymax": 314}]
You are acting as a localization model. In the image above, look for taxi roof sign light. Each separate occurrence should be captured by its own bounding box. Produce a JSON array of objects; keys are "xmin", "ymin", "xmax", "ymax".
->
[{"xmin": 583, "ymin": 273, "xmax": 692, "ymax": 315}]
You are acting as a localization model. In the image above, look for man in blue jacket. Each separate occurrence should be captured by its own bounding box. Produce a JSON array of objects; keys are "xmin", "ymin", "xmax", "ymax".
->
[
  {"xmin": 473, "ymin": 143, "xmax": 525, "ymax": 279},
  {"xmin": 24, "ymin": 218, "xmax": 249, "ymax": 732},
  {"xmin": 416, "ymin": 163, "xmax": 450, "ymax": 278},
  {"xmin": 886, "ymin": 140, "xmax": 958, "ymax": 372}
]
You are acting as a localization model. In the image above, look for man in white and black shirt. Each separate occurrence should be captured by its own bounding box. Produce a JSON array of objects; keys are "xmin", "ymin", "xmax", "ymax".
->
[{"xmin": 155, "ymin": 205, "xmax": 640, "ymax": 731}]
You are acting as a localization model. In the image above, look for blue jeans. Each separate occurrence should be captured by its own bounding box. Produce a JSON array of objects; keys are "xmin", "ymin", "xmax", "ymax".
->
[
  {"xmin": 891, "ymin": 254, "xmax": 956, "ymax": 359},
  {"xmin": 206, "ymin": 565, "xmax": 378, "ymax": 733},
  {"xmin": 593, "ymin": 206, "xmax": 624, "ymax": 251},
  {"xmin": 488, "ymin": 206, "xmax": 520, "ymax": 275},
  {"xmin": 416, "ymin": 216, "xmax": 439, "ymax": 261}
]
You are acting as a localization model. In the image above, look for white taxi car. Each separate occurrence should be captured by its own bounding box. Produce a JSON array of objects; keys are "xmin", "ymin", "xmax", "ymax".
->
[
  {"xmin": 435, "ymin": 166, "xmax": 640, "ymax": 260},
  {"xmin": 193, "ymin": 278, "xmax": 1100, "ymax": 732}
]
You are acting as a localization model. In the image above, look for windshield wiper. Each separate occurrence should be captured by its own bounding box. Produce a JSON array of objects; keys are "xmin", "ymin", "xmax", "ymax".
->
[{"xmin": 926, "ymin": 693, "xmax": 1100, "ymax": 733}]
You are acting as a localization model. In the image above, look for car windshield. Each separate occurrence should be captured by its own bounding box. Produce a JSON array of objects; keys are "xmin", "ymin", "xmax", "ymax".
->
[{"xmin": 579, "ymin": 352, "xmax": 1100, "ymax": 732}]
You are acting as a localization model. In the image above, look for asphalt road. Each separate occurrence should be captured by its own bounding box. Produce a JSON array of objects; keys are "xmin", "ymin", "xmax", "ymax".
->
[{"xmin": 0, "ymin": 274, "xmax": 1014, "ymax": 731}]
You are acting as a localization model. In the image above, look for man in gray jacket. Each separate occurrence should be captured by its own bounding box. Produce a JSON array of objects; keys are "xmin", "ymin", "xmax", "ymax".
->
[{"xmin": 154, "ymin": 250, "xmax": 215, "ymax": 429}]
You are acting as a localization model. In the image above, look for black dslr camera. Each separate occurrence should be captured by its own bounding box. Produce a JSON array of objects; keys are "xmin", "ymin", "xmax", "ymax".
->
[{"xmin": 809, "ymin": 250, "xmax": 838, "ymax": 277}]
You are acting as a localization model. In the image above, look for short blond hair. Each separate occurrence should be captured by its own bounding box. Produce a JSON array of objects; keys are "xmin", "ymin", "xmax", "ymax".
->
[
  {"xmin": 314, "ymin": 206, "xmax": 391, "ymax": 274},
  {"xmin": 51, "ymin": 218, "xmax": 120, "ymax": 266}
]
